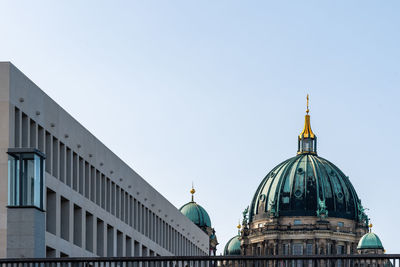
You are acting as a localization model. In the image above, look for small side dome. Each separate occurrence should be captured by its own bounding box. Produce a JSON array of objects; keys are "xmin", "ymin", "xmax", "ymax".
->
[
  {"xmin": 357, "ymin": 232, "xmax": 384, "ymax": 250},
  {"xmin": 179, "ymin": 202, "xmax": 212, "ymax": 227},
  {"xmin": 179, "ymin": 186, "xmax": 212, "ymax": 228},
  {"xmin": 224, "ymin": 223, "xmax": 242, "ymax": 256},
  {"xmin": 224, "ymin": 236, "xmax": 241, "ymax": 255}
]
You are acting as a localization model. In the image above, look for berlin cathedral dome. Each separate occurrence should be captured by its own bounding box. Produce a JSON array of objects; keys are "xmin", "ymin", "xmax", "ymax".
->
[
  {"xmin": 249, "ymin": 150, "xmax": 364, "ymax": 222},
  {"xmin": 239, "ymin": 96, "xmax": 370, "ymax": 256}
]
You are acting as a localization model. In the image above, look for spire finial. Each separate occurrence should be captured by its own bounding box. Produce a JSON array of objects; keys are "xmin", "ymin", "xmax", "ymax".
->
[
  {"xmin": 368, "ymin": 223, "xmax": 373, "ymax": 232},
  {"xmin": 298, "ymin": 94, "xmax": 317, "ymax": 154},
  {"xmin": 190, "ymin": 183, "xmax": 196, "ymax": 202},
  {"xmin": 237, "ymin": 220, "xmax": 241, "ymax": 235}
]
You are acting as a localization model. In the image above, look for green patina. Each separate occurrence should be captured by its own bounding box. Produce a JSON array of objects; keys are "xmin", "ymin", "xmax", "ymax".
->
[
  {"xmin": 357, "ymin": 232, "xmax": 384, "ymax": 250},
  {"xmin": 179, "ymin": 201, "xmax": 212, "ymax": 228},
  {"xmin": 223, "ymin": 235, "xmax": 241, "ymax": 256},
  {"xmin": 249, "ymin": 153, "xmax": 368, "ymax": 223}
]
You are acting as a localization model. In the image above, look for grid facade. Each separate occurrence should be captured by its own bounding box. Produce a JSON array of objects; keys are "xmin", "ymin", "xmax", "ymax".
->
[{"xmin": 0, "ymin": 62, "xmax": 209, "ymax": 258}]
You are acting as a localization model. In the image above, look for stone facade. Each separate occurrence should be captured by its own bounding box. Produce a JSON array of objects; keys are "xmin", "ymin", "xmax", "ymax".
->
[{"xmin": 241, "ymin": 216, "xmax": 367, "ymax": 256}]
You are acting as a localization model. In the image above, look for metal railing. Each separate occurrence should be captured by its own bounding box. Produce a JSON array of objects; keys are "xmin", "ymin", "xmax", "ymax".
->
[{"xmin": 0, "ymin": 255, "xmax": 398, "ymax": 267}]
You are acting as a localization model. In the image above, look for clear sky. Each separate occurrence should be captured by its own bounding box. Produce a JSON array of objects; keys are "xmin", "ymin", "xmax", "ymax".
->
[{"xmin": 1, "ymin": 0, "xmax": 399, "ymax": 253}]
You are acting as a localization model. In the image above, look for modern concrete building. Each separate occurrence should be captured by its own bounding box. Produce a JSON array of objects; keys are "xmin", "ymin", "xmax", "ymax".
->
[{"xmin": 0, "ymin": 62, "xmax": 209, "ymax": 258}]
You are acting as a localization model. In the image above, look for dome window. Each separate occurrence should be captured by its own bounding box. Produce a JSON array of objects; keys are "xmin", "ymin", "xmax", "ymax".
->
[
  {"xmin": 294, "ymin": 189, "xmax": 302, "ymax": 198},
  {"xmin": 294, "ymin": 219, "xmax": 302, "ymax": 225}
]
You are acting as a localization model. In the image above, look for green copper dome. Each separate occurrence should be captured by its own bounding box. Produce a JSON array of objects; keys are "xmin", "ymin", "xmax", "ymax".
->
[
  {"xmin": 249, "ymin": 105, "xmax": 368, "ymax": 224},
  {"xmin": 357, "ymin": 232, "xmax": 384, "ymax": 250},
  {"xmin": 224, "ymin": 235, "xmax": 241, "ymax": 255},
  {"xmin": 179, "ymin": 201, "xmax": 212, "ymax": 228},
  {"xmin": 249, "ymin": 153, "xmax": 364, "ymax": 222}
]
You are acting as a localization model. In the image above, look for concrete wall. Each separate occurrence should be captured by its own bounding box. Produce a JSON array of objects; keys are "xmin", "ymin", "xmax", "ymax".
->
[
  {"xmin": 7, "ymin": 208, "xmax": 45, "ymax": 258},
  {"xmin": 0, "ymin": 63, "xmax": 10, "ymax": 258}
]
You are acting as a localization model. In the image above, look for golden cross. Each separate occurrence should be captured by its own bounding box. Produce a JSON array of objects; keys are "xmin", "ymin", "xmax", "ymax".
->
[{"xmin": 306, "ymin": 94, "xmax": 310, "ymax": 114}]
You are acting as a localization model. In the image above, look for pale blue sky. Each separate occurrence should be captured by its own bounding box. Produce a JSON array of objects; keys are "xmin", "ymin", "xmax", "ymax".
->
[{"xmin": 1, "ymin": 0, "xmax": 399, "ymax": 253}]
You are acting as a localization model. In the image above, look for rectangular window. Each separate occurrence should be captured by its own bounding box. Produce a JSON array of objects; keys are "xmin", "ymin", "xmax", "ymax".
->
[
  {"xmin": 90, "ymin": 166, "xmax": 95, "ymax": 202},
  {"xmin": 14, "ymin": 107, "xmax": 20, "ymax": 147},
  {"xmin": 125, "ymin": 193, "xmax": 129, "ymax": 224},
  {"xmin": 120, "ymin": 189, "xmax": 125, "ymax": 221},
  {"xmin": 84, "ymin": 162, "xmax": 90, "ymax": 198},
  {"xmin": 29, "ymin": 119, "xmax": 36, "ymax": 148},
  {"xmin": 107, "ymin": 225, "xmax": 114, "ymax": 256},
  {"xmin": 283, "ymin": 244, "xmax": 289, "ymax": 255},
  {"xmin": 66, "ymin": 148, "xmax": 72, "ymax": 186},
  {"xmin": 117, "ymin": 230, "xmax": 123, "ymax": 256},
  {"xmin": 126, "ymin": 236, "xmax": 132, "ymax": 256},
  {"xmin": 21, "ymin": 113, "xmax": 28, "ymax": 147},
  {"xmin": 97, "ymin": 219, "xmax": 104, "ymax": 256},
  {"xmin": 45, "ymin": 132, "xmax": 51, "ymax": 173},
  {"xmin": 306, "ymin": 244, "xmax": 313, "ymax": 255},
  {"xmin": 134, "ymin": 241, "xmax": 140, "ymax": 256},
  {"xmin": 111, "ymin": 182, "xmax": 116, "ymax": 215},
  {"xmin": 46, "ymin": 188, "xmax": 56, "ymax": 235},
  {"xmin": 116, "ymin": 186, "xmax": 121, "ymax": 218},
  {"xmin": 133, "ymin": 199, "xmax": 137, "ymax": 229},
  {"xmin": 101, "ymin": 174, "xmax": 105, "ymax": 209},
  {"xmin": 96, "ymin": 170, "xmax": 101, "ymax": 206},
  {"xmin": 52, "ymin": 137, "xmax": 58, "ymax": 178},
  {"xmin": 141, "ymin": 205, "xmax": 145, "ymax": 234},
  {"xmin": 72, "ymin": 152, "xmax": 78, "ymax": 190},
  {"xmin": 294, "ymin": 219, "xmax": 302, "ymax": 225},
  {"xmin": 106, "ymin": 178, "xmax": 111, "ymax": 212},
  {"xmin": 142, "ymin": 245, "xmax": 148, "ymax": 257},
  {"xmin": 38, "ymin": 125, "xmax": 44, "ymax": 153},
  {"xmin": 78, "ymin": 157, "xmax": 84, "ymax": 195},
  {"xmin": 60, "ymin": 196, "xmax": 70, "ymax": 241},
  {"xmin": 292, "ymin": 244, "xmax": 303, "ymax": 255},
  {"xmin": 337, "ymin": 245, "xmax": 344, "ymax": 255},
  {"xmin": 7, "ymin": 150, "xmax": 45, "ymax": 209},
  {"xmin": 338, "ymin": 222, "xmax": 344, "ymax": 227},
  {"xmin": 129, "ymin": 195, "xmax": 133, "ymax": 226},
  {"xmin": 85, "ymin": 212, "xmax": 93, "ymax": 252},
  {"xmin": 59, "ymin": 143, "xmax": 65, "ymax": 183},
  {"xmin": 73, "ymin": 204, "xmax": 82, "ymax": 247}
]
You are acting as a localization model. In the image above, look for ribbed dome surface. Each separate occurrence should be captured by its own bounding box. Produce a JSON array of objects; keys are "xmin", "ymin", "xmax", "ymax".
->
[
  {"xmin": 357, "ymin": 233, "xmax": 384, "ymax": 250},
  {"xmin": 179, "ymin": 202, "xmax": 212, "ymax": 228},
  {"xmin": 224, "ymin": 235, "xmax": 241, "ymax": 255},
  {"xmin": 249, "ymin": 154, "xmax": 362, "ymax": 222}
]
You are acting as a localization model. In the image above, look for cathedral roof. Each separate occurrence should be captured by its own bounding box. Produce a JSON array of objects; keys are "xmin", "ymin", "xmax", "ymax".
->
[
  {"xmin": 179, "ymin": 187, "xmax": 212, "ymax": 228},
  {"xmin": 223, "ymin": 235, "xmax": 241, "ymax": 255},
  {"xmin": 249, "ymin": 154, "xmax": 363, "ymax": 221},
  {"xmin": 249, "ymin": 96, "xmax": 367, "ymax": 223},
  {"xmin": 357, "ymin": 226, "xmax": 384, "ymax": 250}
]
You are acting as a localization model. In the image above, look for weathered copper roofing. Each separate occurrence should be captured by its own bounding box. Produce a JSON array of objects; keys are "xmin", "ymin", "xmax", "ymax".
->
[
  {"xmin": 249, "ymin": 153, "xmax": 365, "ymax": 223},
  {"xmin": 357, "ymin": 232, "xmax": 384, "ymax": 250},
  {"xmin": 179, "ymin": 201, "xmax": 212, "ymax": 228},
  {"xmin": 223, "ymin": 235, "xmax": 241, "ymax": 255}
]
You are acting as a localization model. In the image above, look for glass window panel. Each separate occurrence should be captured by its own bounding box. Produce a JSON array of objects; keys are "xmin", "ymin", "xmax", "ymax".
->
[{"xmin": 7, "ymin": 151, "xmax": 45, "ymax": 209}]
